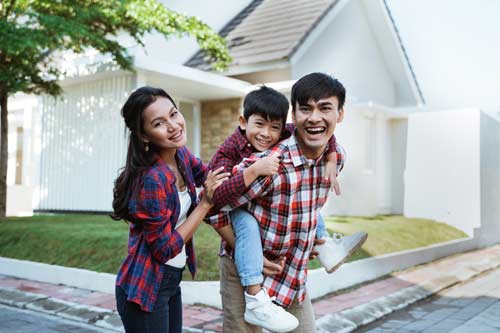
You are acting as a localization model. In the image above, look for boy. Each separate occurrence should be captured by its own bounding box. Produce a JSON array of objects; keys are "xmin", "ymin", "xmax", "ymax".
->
[{"xmin": 207, "ymin": 86, "xmax": 367, "ymax": 332}]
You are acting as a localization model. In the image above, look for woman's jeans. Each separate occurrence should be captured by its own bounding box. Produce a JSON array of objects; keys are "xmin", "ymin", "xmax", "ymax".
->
[
  {"xmin": 231, "ymin": 208, "xmax": 328, "ymax": 287},
  {"xmin": 116, "ymin": 265, "xmax": 184, "ymax": 333}
]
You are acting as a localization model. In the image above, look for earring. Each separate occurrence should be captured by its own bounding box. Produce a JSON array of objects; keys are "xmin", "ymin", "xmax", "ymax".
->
[{"xmin": 145, "ymin": 142, "xmax": 149, "ymax": 152}]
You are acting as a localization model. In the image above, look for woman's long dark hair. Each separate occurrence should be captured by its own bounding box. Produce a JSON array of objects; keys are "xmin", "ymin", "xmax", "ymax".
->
[{"xmin": 111, "ymin": 86, "xmax": 177, "ymax": 221}]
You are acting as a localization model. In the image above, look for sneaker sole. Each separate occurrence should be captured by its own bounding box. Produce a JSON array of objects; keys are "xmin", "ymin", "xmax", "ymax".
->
[
  {"xmin": 244, "ymin": 314, "xmax": 299, "ymax": 333},
  {"xmin": 325, "ymin": 232, "xmax": 368, "ymax": 274}
]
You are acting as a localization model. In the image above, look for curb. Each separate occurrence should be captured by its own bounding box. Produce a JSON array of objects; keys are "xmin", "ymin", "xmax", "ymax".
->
[{"xmin": 316, "ymin": 251, "xmax": 500, "ymax": 332}]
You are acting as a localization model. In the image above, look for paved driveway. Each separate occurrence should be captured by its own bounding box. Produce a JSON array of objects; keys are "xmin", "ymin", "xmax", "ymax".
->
[{"xmin": 356, "ymin": 267, "xmax": 500, "ymax": 333}]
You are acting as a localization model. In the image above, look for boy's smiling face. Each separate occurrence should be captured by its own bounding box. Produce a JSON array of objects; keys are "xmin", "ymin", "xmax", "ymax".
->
[{"xmin": 239, "ymin": 114, "xmax": 284, "ymax": 152}]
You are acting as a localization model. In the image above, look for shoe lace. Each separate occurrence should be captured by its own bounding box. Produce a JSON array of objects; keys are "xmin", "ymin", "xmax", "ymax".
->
[{"xmin": 332, "ymin": 232, "xmax": 343, "ymax": 243}]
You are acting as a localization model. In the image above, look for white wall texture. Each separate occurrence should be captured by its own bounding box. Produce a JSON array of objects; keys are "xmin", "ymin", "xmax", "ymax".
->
[
  {"xmin": 36, "ymin": 74, "xmax": 134, "ymax": 211},
  {"xmin": 292, "ymin": 0, "xmax": 397, "ymax": 107},
  {"xmin": 386, "ymin": 0, "xmax": 500, "ymax": 111},
  {"xmin": 322, "ymin": 104, "xmax": 403, "ymax": 216},
  {"xmin": 404, "ymin": 109, "xmax": 481, "ymax": 235},
  {"xmin": 478, "ymin": 112, "xmax": 500, "ymax": 246}
]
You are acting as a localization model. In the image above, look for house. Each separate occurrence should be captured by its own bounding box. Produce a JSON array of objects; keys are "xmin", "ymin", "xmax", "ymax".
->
[{"xmin": 7, "ymin": 0, "xmax": 500, "ymax": 245}]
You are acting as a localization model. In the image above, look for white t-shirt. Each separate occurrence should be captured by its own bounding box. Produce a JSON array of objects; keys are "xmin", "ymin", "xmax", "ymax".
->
[{"xmin": 165, "ymin": 189, "xmax": 191, "ymax": 268}]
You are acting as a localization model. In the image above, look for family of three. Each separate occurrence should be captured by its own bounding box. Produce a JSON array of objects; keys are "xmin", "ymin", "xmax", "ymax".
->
[{"xmin": 111, "ymin": 72, "xmax": 368, "ymax": 333}]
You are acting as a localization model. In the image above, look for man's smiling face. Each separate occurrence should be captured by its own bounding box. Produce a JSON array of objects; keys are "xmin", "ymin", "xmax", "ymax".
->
[{"xmin": 292, "ymin": 96, "xmax": 344, "ymax": 159}]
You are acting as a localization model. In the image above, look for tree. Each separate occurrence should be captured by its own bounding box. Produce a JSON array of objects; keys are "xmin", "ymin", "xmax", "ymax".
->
[{"xmin": 0, "ymin": 0, "xmax": 231, "ymax": 219}]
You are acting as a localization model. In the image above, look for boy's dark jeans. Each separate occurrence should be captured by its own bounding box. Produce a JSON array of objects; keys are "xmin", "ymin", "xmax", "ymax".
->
[{"xmin": 116, "ymin": 265, "xmax": 184, "ymax": 333}]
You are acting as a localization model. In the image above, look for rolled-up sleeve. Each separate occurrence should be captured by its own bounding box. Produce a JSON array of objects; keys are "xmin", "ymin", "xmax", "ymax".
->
[{"xmin": 129, "ymin": 175, "xmax": 184, "ymax": 264}]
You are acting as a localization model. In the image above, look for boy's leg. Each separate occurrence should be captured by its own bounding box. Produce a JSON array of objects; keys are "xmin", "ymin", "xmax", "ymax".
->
[
  {"xmin": 230, "ymin": 208, "xmax": 264, "ymax": 289},
  {"xmin": 219, "ymin": 256, "xmax": 262, "ymax": 333},
  {"xmin": 315, "ymin": 213, "xmax": 329, "ymax": 239},
  {"xmin": 287, "ymin": 293, "xmax": 315, "ymax": 333}
]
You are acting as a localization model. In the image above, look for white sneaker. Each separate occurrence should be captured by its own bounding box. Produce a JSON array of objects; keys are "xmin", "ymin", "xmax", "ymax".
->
[
  {"xmin": 314, "ymin": 231, "xmax": 368, "ymax": 273},
  {"xmin": 244, "ymin": 289, "xmax": 299, "ymax": 333}
]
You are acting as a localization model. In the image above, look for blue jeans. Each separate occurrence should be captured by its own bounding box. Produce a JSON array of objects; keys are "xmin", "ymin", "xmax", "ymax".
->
[
  {"xmin": 316, "ymin": 214, "xmax": 329, "ymax": 239},
  {"xmin": 230, "ymin": 208, "xmax": 329, "ymax": 287},
  {"xmin": 116, "ymin": 265, "xmax": 184, "ymax": 333}
]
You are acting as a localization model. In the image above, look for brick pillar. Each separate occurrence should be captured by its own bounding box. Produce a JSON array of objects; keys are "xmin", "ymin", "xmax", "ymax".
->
[{"xmin": 200, "ymin": 98, "xmax": 242, "ymax": 162}]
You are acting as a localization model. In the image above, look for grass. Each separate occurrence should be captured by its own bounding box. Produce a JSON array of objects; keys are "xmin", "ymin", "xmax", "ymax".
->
[{"xmin": 0, "ymin": 214, "xmax": 468, "ymax": 280}]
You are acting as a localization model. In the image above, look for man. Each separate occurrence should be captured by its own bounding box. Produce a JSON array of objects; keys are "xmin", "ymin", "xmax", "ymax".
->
[{"xmin": 212, "ymin": 72, "xmax": 366, "ymax": 332}]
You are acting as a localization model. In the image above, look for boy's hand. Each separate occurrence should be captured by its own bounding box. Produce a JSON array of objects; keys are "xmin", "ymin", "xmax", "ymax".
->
[
  {"xmin": 251, "ymin": 153, "xmax": 280, "ymax": 177},
  {"xmin": 262, "ymin": 255, "xmax": 285, "ymax": 277}
]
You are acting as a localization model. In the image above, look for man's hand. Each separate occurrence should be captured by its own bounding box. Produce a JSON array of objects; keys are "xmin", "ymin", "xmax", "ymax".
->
[
  {"xmin": 262, "ymin": 256, "xmax": 286, "ymax": 277},
  {"xmin": 309, "ymin": 238, "xmax": 326, "ymax": 260}
]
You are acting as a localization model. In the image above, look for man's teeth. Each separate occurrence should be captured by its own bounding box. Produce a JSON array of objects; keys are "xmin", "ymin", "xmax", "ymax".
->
[{"xmin": 306, "ymin": 127, "xmax": 325, "ymax": 134}]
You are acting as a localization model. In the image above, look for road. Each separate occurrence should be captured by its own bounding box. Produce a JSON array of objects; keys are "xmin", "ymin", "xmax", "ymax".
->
[
  {"xmin": 356, "ymin": 267, "xmax": 500, "ymax": 333},
  {"xmin": 0, "ymin": 304, "xmax": 116, "ymax": 333}
]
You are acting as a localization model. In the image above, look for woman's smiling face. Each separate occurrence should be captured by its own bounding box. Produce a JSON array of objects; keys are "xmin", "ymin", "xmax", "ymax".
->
[{"xmin": 142, "ymin": 97, "xmax": 187, "ymax": 151}]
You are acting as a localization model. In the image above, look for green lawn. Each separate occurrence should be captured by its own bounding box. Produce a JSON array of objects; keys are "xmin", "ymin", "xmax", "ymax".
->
[{"xmin": 0, "ymin": 214, "xmax": 468, "ymax": 280}]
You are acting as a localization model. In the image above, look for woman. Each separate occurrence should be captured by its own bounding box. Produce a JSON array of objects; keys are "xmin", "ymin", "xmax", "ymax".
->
[{"xmin": 111, "ymin": 86, "xmax": 228, "ymax": 333}]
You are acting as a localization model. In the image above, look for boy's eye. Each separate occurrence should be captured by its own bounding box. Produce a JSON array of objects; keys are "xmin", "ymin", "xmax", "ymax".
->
[
  {"xmin": 255, "ymin": 122, "xmax": 264, "ymax": 127},
  {"xmin": 272, "ymin": 125, "xmax": 282, "ymax": 131}
]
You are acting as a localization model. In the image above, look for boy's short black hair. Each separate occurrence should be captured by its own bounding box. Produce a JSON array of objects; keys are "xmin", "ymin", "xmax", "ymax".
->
[
  {"xmin": 291, "ymin": 72, "xmax": 346, "ymax": 111},
  {"xmin": 243, "ymin": 86, "xmax": 289, "ymax": 125}
]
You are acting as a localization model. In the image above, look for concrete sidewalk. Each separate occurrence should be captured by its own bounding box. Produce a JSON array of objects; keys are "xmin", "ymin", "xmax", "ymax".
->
[{"xmin": 1, "ymin": 244, "xmax": 499, "ymax": 332}]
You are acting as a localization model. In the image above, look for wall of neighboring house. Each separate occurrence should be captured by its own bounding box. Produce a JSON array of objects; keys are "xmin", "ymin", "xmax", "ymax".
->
[
  {"xmin": 200, "ymin": 98, "xmax": 242, "ymax": 162},
  {"xmin": 35, "ymin": 73, "xmax": 134, "ymax": 212},
  {"xmin": 6, "ymin": 95, "xmax": 37, "ymax": 216},
  {"xmin": 291, "ymin": 0, "xmax": 397, "ymax": 107}
]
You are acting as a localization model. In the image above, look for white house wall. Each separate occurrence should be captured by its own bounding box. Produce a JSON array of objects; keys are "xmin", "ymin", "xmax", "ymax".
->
[
  {"xmin": 292, "ymin": 0, "xmax": 397, "ymax": 107},
  {"xmin": 404, "ymin": 109, "xmax": 481, "ymax": 235},
  {"xmin": 36, "ymin": 74, "xmax": 134, "ymax": 211},
  {"xmin": 322, "ymin": 103, "xmax": 396, "ymax": 216},
  {"xmin": 386, "ymin": 0, "xmax": 500, "ymax": 111},
  {"xmin": 478, "ymin": 112, "xmax": 500, "ymax": 246}
]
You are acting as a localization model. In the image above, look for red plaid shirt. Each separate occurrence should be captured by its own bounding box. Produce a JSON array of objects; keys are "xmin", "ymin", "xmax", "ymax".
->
[
  {"xmin": 218, "ymin": 134, "xmax": 345, "ymax": 307},
  {"xmin": 208, "ymin": 123, "xmax": 336, "ymax": 225},
  {"xmin": 116, "ymin": 147, "xmax": 208, "ymax": 312}
]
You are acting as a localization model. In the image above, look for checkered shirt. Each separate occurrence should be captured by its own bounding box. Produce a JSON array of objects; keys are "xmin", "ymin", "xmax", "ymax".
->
[
  {"xmin": 116, "ymin": 147, "xmax": 208, "ymax": 312},
  {"xmin": 208, "ymin": 124, "xmax": 337, "ymax": 227},
  {"xmin": 218, "ymin": 134, "xmax": 345, "ymax": 307}
]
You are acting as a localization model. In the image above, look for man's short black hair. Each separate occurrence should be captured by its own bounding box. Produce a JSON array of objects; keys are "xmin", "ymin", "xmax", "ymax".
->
[
  {"xmin": 291, "ymin": 73, "xmax": 346, "ymax": 111},
  {"xmin": 243, "ymin": 86, "xmax": 289, "ymax": 125}
]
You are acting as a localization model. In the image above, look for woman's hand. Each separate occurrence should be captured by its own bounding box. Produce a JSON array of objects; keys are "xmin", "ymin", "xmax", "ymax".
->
[{"xmin": 202, "ymin": 167, "xmax": 230, "ymax": 205}]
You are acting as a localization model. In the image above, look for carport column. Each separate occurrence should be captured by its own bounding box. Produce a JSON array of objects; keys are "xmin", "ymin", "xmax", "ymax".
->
[{"xmin": 375, "ymin": 110, "xmax": 391, "ymax": 214}]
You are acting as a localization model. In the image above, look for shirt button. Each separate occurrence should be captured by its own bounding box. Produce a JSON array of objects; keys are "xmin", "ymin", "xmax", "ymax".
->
[{"xmin": 247, "ymin": 144, "xmax": 251, "ymax": 147}]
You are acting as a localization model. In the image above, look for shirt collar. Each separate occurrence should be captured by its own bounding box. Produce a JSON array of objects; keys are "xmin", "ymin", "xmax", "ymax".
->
[{"xmin": 234, "ymin": 127, "xmax": 253, "ymax": 151}]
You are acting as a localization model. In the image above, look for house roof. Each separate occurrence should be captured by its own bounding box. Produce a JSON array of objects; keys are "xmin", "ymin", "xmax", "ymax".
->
[{"xmin": 185, "ymin": 0, "xmax": 339, "ymax": 71}]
